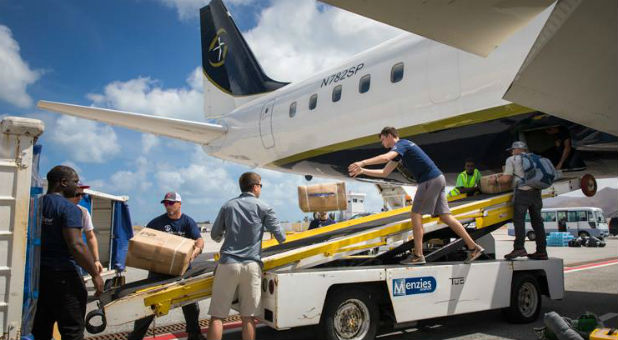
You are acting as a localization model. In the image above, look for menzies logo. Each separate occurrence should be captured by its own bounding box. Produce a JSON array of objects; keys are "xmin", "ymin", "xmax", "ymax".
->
[
  {"xmin": 208, "ymin": 28, "xmax": 228, "ymax": 67},
  {"xmin": 392, "ymin": 277, "xmax": 437, "ymax": 296}
]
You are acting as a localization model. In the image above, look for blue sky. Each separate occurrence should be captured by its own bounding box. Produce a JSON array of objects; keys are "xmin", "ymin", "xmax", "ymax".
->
[{"xmin": 0, "ymin": 0, "xmax": 403, "ymax": 224}]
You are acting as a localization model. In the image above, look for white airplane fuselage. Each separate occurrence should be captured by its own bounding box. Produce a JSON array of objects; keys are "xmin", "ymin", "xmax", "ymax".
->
[{"xmin": 204, "ymin": 9, "xmax": 550, "ymax": 182}]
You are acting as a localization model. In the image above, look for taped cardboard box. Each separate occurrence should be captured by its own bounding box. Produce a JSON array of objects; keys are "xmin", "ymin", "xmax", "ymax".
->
[
  {"xmin": 480, "ymin": 173, "xmax": 513, "ymax": 194},
  {"xmin": 298, "ymin": 182, "xmax": 347, "ymax": 212},
  {"xmin": 126, "ymin": 228, "xmax": 195, "ymax": 276}
]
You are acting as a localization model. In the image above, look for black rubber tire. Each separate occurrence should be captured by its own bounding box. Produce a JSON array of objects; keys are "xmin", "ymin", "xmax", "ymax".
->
[
  {"xmin": 319, "ymin": 288, "xmax": 379, "ymax": 340},
  {"xmin": 503, "ymin": 273, "xmax": 542, "ymax": 324},
  {"xmin": 527, "ymin": 231, "xmax": 536, "ymax": 241}
]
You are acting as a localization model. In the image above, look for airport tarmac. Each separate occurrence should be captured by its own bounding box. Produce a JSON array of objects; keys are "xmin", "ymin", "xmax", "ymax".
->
[{"xmin": 86, "ymin": 227, "xmax": 618, "ymax": 339}]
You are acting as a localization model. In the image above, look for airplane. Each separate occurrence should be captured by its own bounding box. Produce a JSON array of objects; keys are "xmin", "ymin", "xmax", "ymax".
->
[{"xmin": 38, "ymin": 0, "xmax": 617, "ymax": 186}]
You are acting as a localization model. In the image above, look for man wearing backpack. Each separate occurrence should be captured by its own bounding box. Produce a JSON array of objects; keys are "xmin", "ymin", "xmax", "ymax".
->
[{"xmin": 493, "ymin": 141, "xmax": 548, "ymax": 260}]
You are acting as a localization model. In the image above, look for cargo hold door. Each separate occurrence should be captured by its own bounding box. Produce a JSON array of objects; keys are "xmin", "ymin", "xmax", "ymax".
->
[{"xmin": 259, "ymin": 100, "xmax": 275, "ymax": 149}]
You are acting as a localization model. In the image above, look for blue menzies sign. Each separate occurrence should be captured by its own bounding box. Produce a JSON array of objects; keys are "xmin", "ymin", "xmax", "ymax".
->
[{"xmin": 392, "ymin": 276, "xmax": 437, "ymax": 296}]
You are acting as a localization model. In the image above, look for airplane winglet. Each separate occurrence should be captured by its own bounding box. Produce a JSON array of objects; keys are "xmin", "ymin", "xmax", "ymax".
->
[{"xmin": 37, "ymin": 100, "xmax": 227, "ymax": 145}]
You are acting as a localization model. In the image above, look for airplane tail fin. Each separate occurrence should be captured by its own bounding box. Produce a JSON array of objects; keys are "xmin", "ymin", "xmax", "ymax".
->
[{"xmin": 200, "ymin": 0, "xmax": 288, "ymax": 117}]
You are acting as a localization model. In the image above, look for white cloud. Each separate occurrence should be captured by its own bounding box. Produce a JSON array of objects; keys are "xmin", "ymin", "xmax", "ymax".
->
[
  {"xmin": 49, "ymin": 116, "xmax": 121, "ymax": 163},
  {"xmin": 155, "ymin": 0, "xmax": 253, "ymax": 20},
  {"xmin": 243, "ymin": 0, "xmax": 407, "ymax": 82},
  {"xmin": 86, "ymin": 69, "xmax": 203, "ymax": 121},
  {"xmin": 154, "ymin": 146, "xmax": 238, "ymax": 204},
  {"xmin": 142, "ymin": 134, "xmax": 160, "ymax": 154},
  {"xmin": 0, "ymin": 25, "xmax": 42, "ymax": 108},
  {"xmin": 107, "ymin": 156, "xmax": 153, "ymax": 193}
]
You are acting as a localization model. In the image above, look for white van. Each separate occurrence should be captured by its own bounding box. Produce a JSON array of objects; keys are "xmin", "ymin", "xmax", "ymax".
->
[{"xmin": 508, "ymin": 207, "xmax": 610, "ymax": 240}]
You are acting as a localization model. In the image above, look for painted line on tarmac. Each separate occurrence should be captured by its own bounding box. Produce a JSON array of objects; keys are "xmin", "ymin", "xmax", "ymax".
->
[{"xmin": 564, "ymin": 258, "xmax": 618, "ymax": 273}]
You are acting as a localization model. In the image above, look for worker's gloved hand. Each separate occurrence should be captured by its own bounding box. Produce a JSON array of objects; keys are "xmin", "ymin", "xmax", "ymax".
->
[{"xmin": 93, "ymin": 274, "xmax": 104, "ymax": 297}]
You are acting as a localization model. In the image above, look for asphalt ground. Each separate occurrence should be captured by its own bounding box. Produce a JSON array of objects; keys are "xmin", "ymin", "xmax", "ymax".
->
[{"xmin": 86, "ymin": 228, "xmax": 618, "ymax": 339}]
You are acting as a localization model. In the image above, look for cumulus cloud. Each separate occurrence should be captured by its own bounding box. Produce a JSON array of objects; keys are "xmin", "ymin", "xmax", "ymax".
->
[
  {"xmin": 154, "ymin": 146, "xmax": 238, "ymax": 204},
  {"xmin": 155, "ymin": 0, "xmax": 253, "ymax": 20},
  {"xmin": 49, "ymin": 116, "xmax": 121, "ymax": 163},
  {"xmin": 86, "ymin": 68, "xmax": 203, "ymax": 121},
  {"xmin": 107, "ymin": 156, "xmax": 153, "ymax": 193},
  {"xmin": 0, "ymin": 25, "xmax": 42, "ymax": 108},
  {"xmin": 243, "ymin": 0, "xmax": 407, "ymax": 82},
  {"xmin": 142, "ymin": 134, "xmax": 160, "ymax": 154}
]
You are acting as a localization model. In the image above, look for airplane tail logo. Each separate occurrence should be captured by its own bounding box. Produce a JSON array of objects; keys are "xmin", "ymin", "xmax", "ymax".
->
[
  {"xmin": 200, "ymin": 0, "xmax": 288, "ymax": 96},
  {"xmin": 208, "ymin": 29, "xmax": 228, "ymax": 67}
]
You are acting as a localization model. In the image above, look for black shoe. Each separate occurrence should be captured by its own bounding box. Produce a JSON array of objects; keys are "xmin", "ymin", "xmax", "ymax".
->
[
  {"xmin": 504, "ymin": 249, "xmax": 528, "ymax": 260},
  {"xmin": 187, "ymin": 332, "xmax": 206, "ymax": 340},
  {"xmin": 527, "ymin": 251, "xmax": 548, "ymax": 260}
]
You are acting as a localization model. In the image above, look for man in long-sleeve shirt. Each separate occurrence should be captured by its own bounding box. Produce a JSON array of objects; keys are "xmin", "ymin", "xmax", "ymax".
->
[{"xmin": 208, "ymin": 172, "xmax": 286, "ymax": 340}]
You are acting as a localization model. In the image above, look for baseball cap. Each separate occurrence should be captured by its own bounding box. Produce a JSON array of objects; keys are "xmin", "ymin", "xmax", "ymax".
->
[
  {"xmin": 161, "ymin": 192, "xmax": 182, "ymax": 203},
  {"xmin": 506, "ymin": 141, "xmax": 528, "ymax": 151},
  {"xmin": 77, "ymin": 182, "xmax": 90, "ymax": 189}
]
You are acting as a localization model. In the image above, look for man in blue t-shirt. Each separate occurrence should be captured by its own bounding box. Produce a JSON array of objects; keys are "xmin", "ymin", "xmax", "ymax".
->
[
  {"xmin": 127, "ymin": 192, "xmax": 205, "ymax": 340},
  {"xmin": 348, "ymin": 127, "xmax": 484, "ymax": 265},
  {"xmin": 32, "ymin": 165, "xmax": 104, "ymax": 340}
]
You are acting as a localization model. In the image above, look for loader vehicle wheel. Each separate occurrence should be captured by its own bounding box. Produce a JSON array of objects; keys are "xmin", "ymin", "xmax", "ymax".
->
[
  {"xmin": 320, "ymin": 288, "xmax": 378, "ymax": 340},
  {"xmin": 503, "ymin": 273, "xmax": 541, "ymax": 323}
]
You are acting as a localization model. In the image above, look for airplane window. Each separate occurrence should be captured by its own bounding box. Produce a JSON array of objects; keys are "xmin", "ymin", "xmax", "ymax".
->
[
  {"xmin": 359, "ymin": 74, "xmax": 370, "ymax": 93},
  {"xmin": 309, "ymin": 94, "xmax": 318, "ymax": 110},
  {"xmin": 391, "ymin": 62, "xmax": 404, "ymax": 83},
  {"xmin": 289, "ymin": 101, "xmax": 297, "ymax": 118},
  {"xmin": 332, "ymin": 85, "xmax": 342, "ymax": 102}
]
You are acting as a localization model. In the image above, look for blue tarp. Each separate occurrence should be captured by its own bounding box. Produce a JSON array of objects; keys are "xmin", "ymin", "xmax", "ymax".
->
[
  {"xmin": 111, "ymin": 201, "xmax": 133, "ymax": 270},
  {"xmin": 22, "ymin": 144, "xmax": 43, "ymax": 338}
]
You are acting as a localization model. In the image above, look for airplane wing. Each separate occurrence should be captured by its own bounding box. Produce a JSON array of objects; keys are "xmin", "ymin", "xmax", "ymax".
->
[
  {"xmin": 319, "ymin": 0, "xmax": 554, "ymax": 57},
  {"xmin": 503, "ymin": 0, "xmax": 618, "ymax": 136},
  {"xmin": 37, "ymin": 101, "xmax": 227, "ymax": 145}
]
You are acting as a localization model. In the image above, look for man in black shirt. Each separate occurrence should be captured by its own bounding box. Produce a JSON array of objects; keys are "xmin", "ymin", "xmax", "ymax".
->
[{"xmin": 32, "ymin": 165, "xmax": 103, "ymax": 340}]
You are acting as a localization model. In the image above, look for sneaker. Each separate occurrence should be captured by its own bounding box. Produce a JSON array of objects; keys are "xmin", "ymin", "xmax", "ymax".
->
[
  {"xmin": 401, "ymin": 254, "xmax": 426, "ymax": 265},
  {"xmin": 187, "ymin": 332, "xmax": 206, "ymax": 340},
  {"xmin": 527, "ymin": 251, "xmax": 548, "ymax": 260},
  {"xmin": 465, "ymin": 245, "xmax": 485, "ymax": 264},
  {"xmin": 504, "ymin": 249, "xmax": 528, "ymax": 260}
]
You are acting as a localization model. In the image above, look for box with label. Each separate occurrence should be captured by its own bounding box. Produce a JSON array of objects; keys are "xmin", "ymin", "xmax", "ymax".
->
[
  {"xmin": 125, "ymin": 228, "xmax": 195, "ymax": 276},
  {"xmin": 298, "ymin": 182, "xmax": 347, "ymax": 212}
]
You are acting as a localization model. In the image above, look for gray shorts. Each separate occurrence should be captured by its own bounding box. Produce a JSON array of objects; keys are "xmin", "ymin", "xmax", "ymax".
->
[{"xmin": 412, "ymin": 174, "xmax": 451, "ymax": 216}]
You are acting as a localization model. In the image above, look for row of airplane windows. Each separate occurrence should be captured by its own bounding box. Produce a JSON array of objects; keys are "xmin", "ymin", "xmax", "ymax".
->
[{"xmin": 288, "ymin": 62, "xmax": 405, "ymax": 118}]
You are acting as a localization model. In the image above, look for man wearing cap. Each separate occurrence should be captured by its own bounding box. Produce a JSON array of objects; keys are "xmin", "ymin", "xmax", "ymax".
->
[
  {"xmin": 493, "ymin": 141, "xmax": 547, "ymax": 260},
  {"xmin": 127, "ymin": 192, "xmax": 205, "ymax": 340},
  {"xmin": 68, "ymin": 183, "xmax": 104, "ymax": 274}
]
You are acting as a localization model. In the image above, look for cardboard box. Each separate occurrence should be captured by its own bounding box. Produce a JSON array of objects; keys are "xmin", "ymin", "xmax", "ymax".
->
[
  {"xmin": 125, "ymin": 228, "xmax": 195, "ymax": 276},
  {"xmin": 298, "ymin": 182, "xmax": 347, "ymax": 212},
  {"xmin": 480, "ymin": 173, "xmax": 513, "ymax": 194}
]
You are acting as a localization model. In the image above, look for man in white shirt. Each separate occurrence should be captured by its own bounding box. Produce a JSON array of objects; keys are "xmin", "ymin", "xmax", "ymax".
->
[
  {"xmin": 493, "ymin": 141, "xmax": 547, "ymax": 260},
  {"xmin": 69, "ymin": 183, "xmax": 103, "ymax": 274}
]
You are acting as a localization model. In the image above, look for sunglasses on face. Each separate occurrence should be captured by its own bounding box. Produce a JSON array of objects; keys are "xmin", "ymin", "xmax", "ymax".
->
[{"xmin": 163, "ymin": 201, "xmax": 177, "ymax": 206}]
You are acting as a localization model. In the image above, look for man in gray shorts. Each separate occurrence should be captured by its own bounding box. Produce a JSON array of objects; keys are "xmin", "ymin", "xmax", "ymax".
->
[
  {"xmin": 349, "ymin": 127, "xmax": 483, "ymax": 265},
  {"xmin": 208, "ymin": 172, "xmax": 286, "ymax": 340}
]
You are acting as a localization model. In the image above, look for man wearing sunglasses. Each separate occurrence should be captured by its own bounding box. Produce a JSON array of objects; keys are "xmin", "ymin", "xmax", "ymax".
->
[
  {"xmin": 127, "ymin": 192, "xmax": 205, "ymax": 340},
  {"xmin": 208, "ymin": 172, "xmax": 286, "ymax": 340},
  {"xmin": 69, "ymin": 183, "xmax": 104, "ymax": 274}
]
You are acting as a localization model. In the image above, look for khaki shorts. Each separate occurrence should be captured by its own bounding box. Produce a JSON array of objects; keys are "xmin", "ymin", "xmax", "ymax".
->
[
  {"xmin": 412, "ymin": 174, "xmax": 451, "ymax": 216},
  {"xmin": 208, "ymin": 261, "xmax": 261, "ymax": 318}
]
